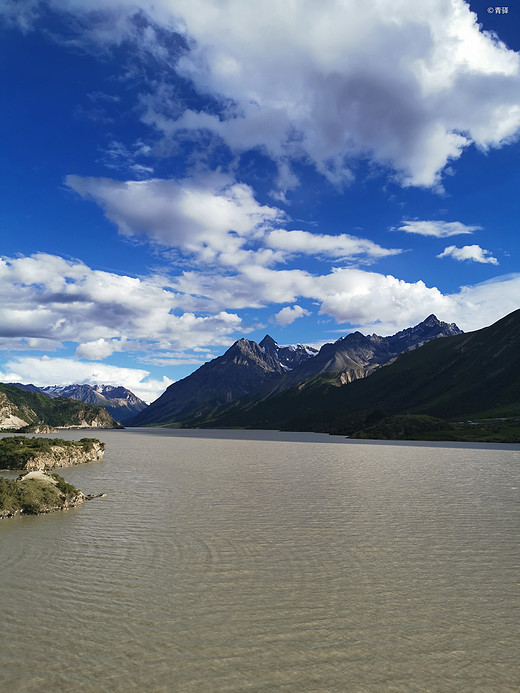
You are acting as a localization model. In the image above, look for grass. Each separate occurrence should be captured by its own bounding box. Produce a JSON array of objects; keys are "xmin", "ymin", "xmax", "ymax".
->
[
  {"xmin": 0, "ymin": 472, "xmax": 83, "ymax": 517},
  {"xmin": 350, "ymin": 414, "xmax": 520, "ymax": 443},
  {"xmin": 0, "ymin": 436, "xmax": 103, "ymax": 470}
]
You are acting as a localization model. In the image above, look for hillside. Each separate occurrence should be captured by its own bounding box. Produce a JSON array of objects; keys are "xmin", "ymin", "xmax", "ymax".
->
[
  {"xmin": 0, "ymin": 436, "xmax": 106, "ymax": 471},
  {"xmin": 0, "ymin": 384, "xmax": 123, "ymax": 430},
  {"xmin": 10, "ymin": 383, "xmax": 147, "ymax": 422},
  {"xmin": 128, "ymin": 336, "xmax": 317, "ymax": 427},
  {"xmin": 128, "ymin": 315, "xmax": 461, "ymax": 428},
  {"xmin": 185, "ymin": 309, "xmax": 520, "ymax": 439}
]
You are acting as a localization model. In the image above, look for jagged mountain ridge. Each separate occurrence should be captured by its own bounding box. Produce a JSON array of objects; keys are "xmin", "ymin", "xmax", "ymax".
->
[
  {"xmin": 267, "ymin": 314, "xmax": 462, "ymax": 393},
  {"xmin": 259, "ymin": 335, "xmax": 319, "ymax": 369},
  {"xmin": 194, "ymin": 309, "xmax": 520, "ymax": 434},
  {"xmin": 128, "ymin": 336, "xmax": 317, "ymax": 427},
  {"xmin": 9, "ymin": 383, "xmax": 147, "ymax": 422},
  {"xmin": 128, "ymin": 315, "xmax": 461, "ymax": 428}
]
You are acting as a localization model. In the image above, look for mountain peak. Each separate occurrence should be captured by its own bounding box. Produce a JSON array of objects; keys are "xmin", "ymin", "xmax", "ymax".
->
[{"xmin": 259, "ymin": 334, "xmax": 278, "ymax": 348}]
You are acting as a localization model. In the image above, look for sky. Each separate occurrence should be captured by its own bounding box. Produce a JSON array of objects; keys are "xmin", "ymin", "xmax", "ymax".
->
[{"xmin": 1, "ymin": 0, "xmax": 520, "ymax": 402}]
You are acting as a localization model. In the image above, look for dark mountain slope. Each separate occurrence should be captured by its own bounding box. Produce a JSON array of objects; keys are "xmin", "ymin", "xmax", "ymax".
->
[
  {"xmin": 127, "ymin": 338, "xmax": 296, "ymax": 427},
  {"xmin": 194, "ymin": 309, "xmax": 520, "ymax": 433},
  {"xmin": 129, "ymin": 315, "xmax": 462, "ymax": 428}
]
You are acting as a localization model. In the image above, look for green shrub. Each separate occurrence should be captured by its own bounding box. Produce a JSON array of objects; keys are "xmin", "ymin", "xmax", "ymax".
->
[{"xmin": 0, "ymin": 436, "xmax": 103, "ymax": 470}]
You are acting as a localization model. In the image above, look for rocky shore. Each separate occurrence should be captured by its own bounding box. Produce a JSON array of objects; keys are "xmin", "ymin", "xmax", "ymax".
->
[
  {"xmin": 0, "ymin": 470, "xmax": 86, "ymax": 519},
  {"xmin": 0, "ymin": 437, "xmax": 105, "ymax": 471}
]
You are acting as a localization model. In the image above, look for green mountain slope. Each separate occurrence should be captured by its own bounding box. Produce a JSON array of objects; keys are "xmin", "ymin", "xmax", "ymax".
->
[
  {"xmin": 128, "ymin": 314, "xmax": 462, "ymax": 428},
  {"xmin": 188, "ymin": 309, "xmax": 520, "ymax": 436},
  {"xmin": 0, "ymin": 384, "xmax": 123, "ymax": 430}
]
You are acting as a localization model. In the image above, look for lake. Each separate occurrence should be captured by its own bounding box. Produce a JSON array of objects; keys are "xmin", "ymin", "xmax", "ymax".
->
[{"xmin": 1, "ymin": 429, "xmax": 519, "ymax": 692}]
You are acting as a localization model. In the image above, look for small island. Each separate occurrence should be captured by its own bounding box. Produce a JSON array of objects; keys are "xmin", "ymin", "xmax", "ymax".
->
[
  {"xmin": 0, "ymin": 436, "xmax": 107, "ymax": 519},
  {"xmin": 0, "ymin": 436, "xmax": 105, "ymax": 471},
  {"xmin": 0, "ymin": 471, "xmax": 86, "ymax": 518}
]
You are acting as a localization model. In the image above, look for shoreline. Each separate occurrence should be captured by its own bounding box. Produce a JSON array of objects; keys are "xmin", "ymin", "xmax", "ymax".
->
[{"xmin": 115, "ymin": 426, "xmax": 520, "ymax": 451}]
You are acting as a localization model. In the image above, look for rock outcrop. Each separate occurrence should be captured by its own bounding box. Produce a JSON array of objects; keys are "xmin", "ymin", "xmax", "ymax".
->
[
  {"xmin": 20, "ymin": 441, "xmax": 105, "ymax": 471},
  {"xmin": 0, "ymin": 437, "xmax": 106, "ymax": 471},
  {"xmin": 18, "ymin": 424, "xmax": 59, "ymax": 434},
  {"xmin": 0, "ymin": 471, "xmax": 86, "ymax": 519}
]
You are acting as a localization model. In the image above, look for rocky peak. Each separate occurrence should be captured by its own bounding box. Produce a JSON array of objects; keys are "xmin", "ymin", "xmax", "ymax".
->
[
  {"xmin": 229, "ymin": 338, "xmax": 277, "ymax": 367},
  {"xmin": 259, "ymin": 334, "xmax": 278, "ymax": 348},
  {"xmin": 259, "ymin": 334, "xmax": 279, "ymax": 358},
  {"xmin": 386, "ymin": 315, "xmax": 462, "ymax": 352}
]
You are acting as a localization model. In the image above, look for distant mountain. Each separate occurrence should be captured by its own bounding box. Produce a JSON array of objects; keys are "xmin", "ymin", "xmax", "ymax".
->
[
  {"xmin": 127, "ymin": 336, "xmax": 318, "ymax": 427},
  {"xmin": 259, "ymin": 335, "xmax": 318, "ymax": 369},
  {"xmin": 7, "ymin": 383, "xmax": 44, "ymax": 394},
  {"xmin": 128, "ymin": 315, "xmax": 461, "ymax": 428},
  {"xmin": 196, "ymin": 309, "xmax": 520, "ymax": 436},
  {"xmin": 0, "ymin": 384, "xmax": 123, "ymax": 430},
  {"xmin": 36, "ymin": 384, "xmax": 147, "ymax": 422},
  {"xmin": 267, "ymin": 314, "xmax": 462, "ymax": 393}
]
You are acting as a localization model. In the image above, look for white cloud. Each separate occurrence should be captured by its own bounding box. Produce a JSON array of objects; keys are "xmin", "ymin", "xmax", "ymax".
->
[
  {"xmin": 66, "ymin": 172, "xmax": 286, "ymax": 267},
  {"xmin": 75, "ymin": 338, "xmax": 124, "ymax": 360},
  {"xmin": 274, "ymin": 305, "xmax": 311, "ymax": 326},
  {"xmin": 397, "ymin": 220, "xmax": 481, "ymax": 237},
  {"xmin": 316, "ymin": 269, "xmax": 453, "ymax": 329},
  {"xmin": 0, "ymin": 253, "xmax": 244, "ymax": 351},
  {"xmin": 167, "ymin": 262, "xmax": 520, "ymax": 334},
  {"xmin": 0, "ymin": 251, "xmax": 518, "ymax": 380},
  {"xmin": 0, "ymin": 356, "xmax": 172, "ymax": 403},
  {"xmin": 437, "ymin": 244, "xmax": 498, "ymax": 264},
  {"xmin": 450, "ymin": 274, "xmax": 520, "ymax": 330},
  {"xmin": 266, "ymin": 229, "xmax": 401, "ymax": 262},
  {"xmin": 6, "ymin": 1, "xmax": 520, "ymax": 190},
  {"xmin": 68, "ymin": 172, "xmax": 403, "ymax": 267},
  {"xmin": 144, "ymin": 0, "xmax": 520, "ymax": 189}
]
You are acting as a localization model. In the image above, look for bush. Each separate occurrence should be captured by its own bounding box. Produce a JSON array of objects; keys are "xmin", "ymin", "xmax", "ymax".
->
[{"xmin": 0, "ymin": 436, "xmax": 103, "ymax": 470}]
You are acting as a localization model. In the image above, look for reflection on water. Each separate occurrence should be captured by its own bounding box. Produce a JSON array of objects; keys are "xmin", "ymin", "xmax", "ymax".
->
[{"xmin": 1, "ymin": 429, "xmax": 519, "ymax": 692}]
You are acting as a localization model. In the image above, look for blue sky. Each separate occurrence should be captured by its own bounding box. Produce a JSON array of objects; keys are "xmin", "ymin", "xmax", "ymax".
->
[{"xmin": 1, "ymin": 0, "xmax": 519, "ymax": 402}]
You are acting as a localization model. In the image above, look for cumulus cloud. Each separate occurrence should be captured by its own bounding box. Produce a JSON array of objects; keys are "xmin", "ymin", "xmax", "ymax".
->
[
  {"xmin": 437, "ymin": 244, "xmax": 498, "ymax": 264},
  {"xmin": 75, "ymin": 338, "xmax": 124, "ymax": 360},
  {"xmin": 266, "ymin": 229, "xmax": 401, "ymax": 262},
  {"xmin": 0, "ymin": 356, "xmax": 172, "ymax": 403},
  {"xmin": 0, "ymin": 251, "xmax": 518, "ymax": 374},
  {"xmin": 6, "ymin": 1, "xmax": 520, "ymax": 190},
  {"xmin": 0, "ymin": 253, "xmax": 244, "ymax": 352},
  {"xmin": 168, "ymin": 262, "xmax": 520, "ymax": 334},
  {"xmin": 273, "ymin": 305, "xmax": 311, "ymax": 326},
  {"xmin": 146, "ymin": 0, "xmax": 520, "ymax": 189},
  {"xmin": 397, "ymin": 220, "xmax": 481, "ymax": 237},
  {"xmin": 66, "ymin": 172, "xmax": 286, "ymax": 266},
  {"xmin": 68, "ymin": 172, "xmax": 402, "ymax": 266}
]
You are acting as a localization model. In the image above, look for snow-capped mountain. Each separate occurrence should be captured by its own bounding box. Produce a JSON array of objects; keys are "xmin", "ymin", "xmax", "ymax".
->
[{"xmin": 11, "ymin": 383, "xmax": 147, "ymax": 423}]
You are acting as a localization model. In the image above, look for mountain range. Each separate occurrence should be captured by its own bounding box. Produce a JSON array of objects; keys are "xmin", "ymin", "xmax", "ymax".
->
[
  {"xmin": 0, "ymin": 384, "xmax": 122, "ymax": 430},
  {"xmin": 7, "ymin": 383, "xmax": 147, "ymax": 423},
  {"xmin": 6, "ymin": 309, "xmax": 517, "ymax": 441},
  {"xmin": 181, "ymin": 309, "xmax": 520, "ymax": 441},
  {"xmin": 128, "ymin": 314, "xmax": 462, "ymax": 428}
]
